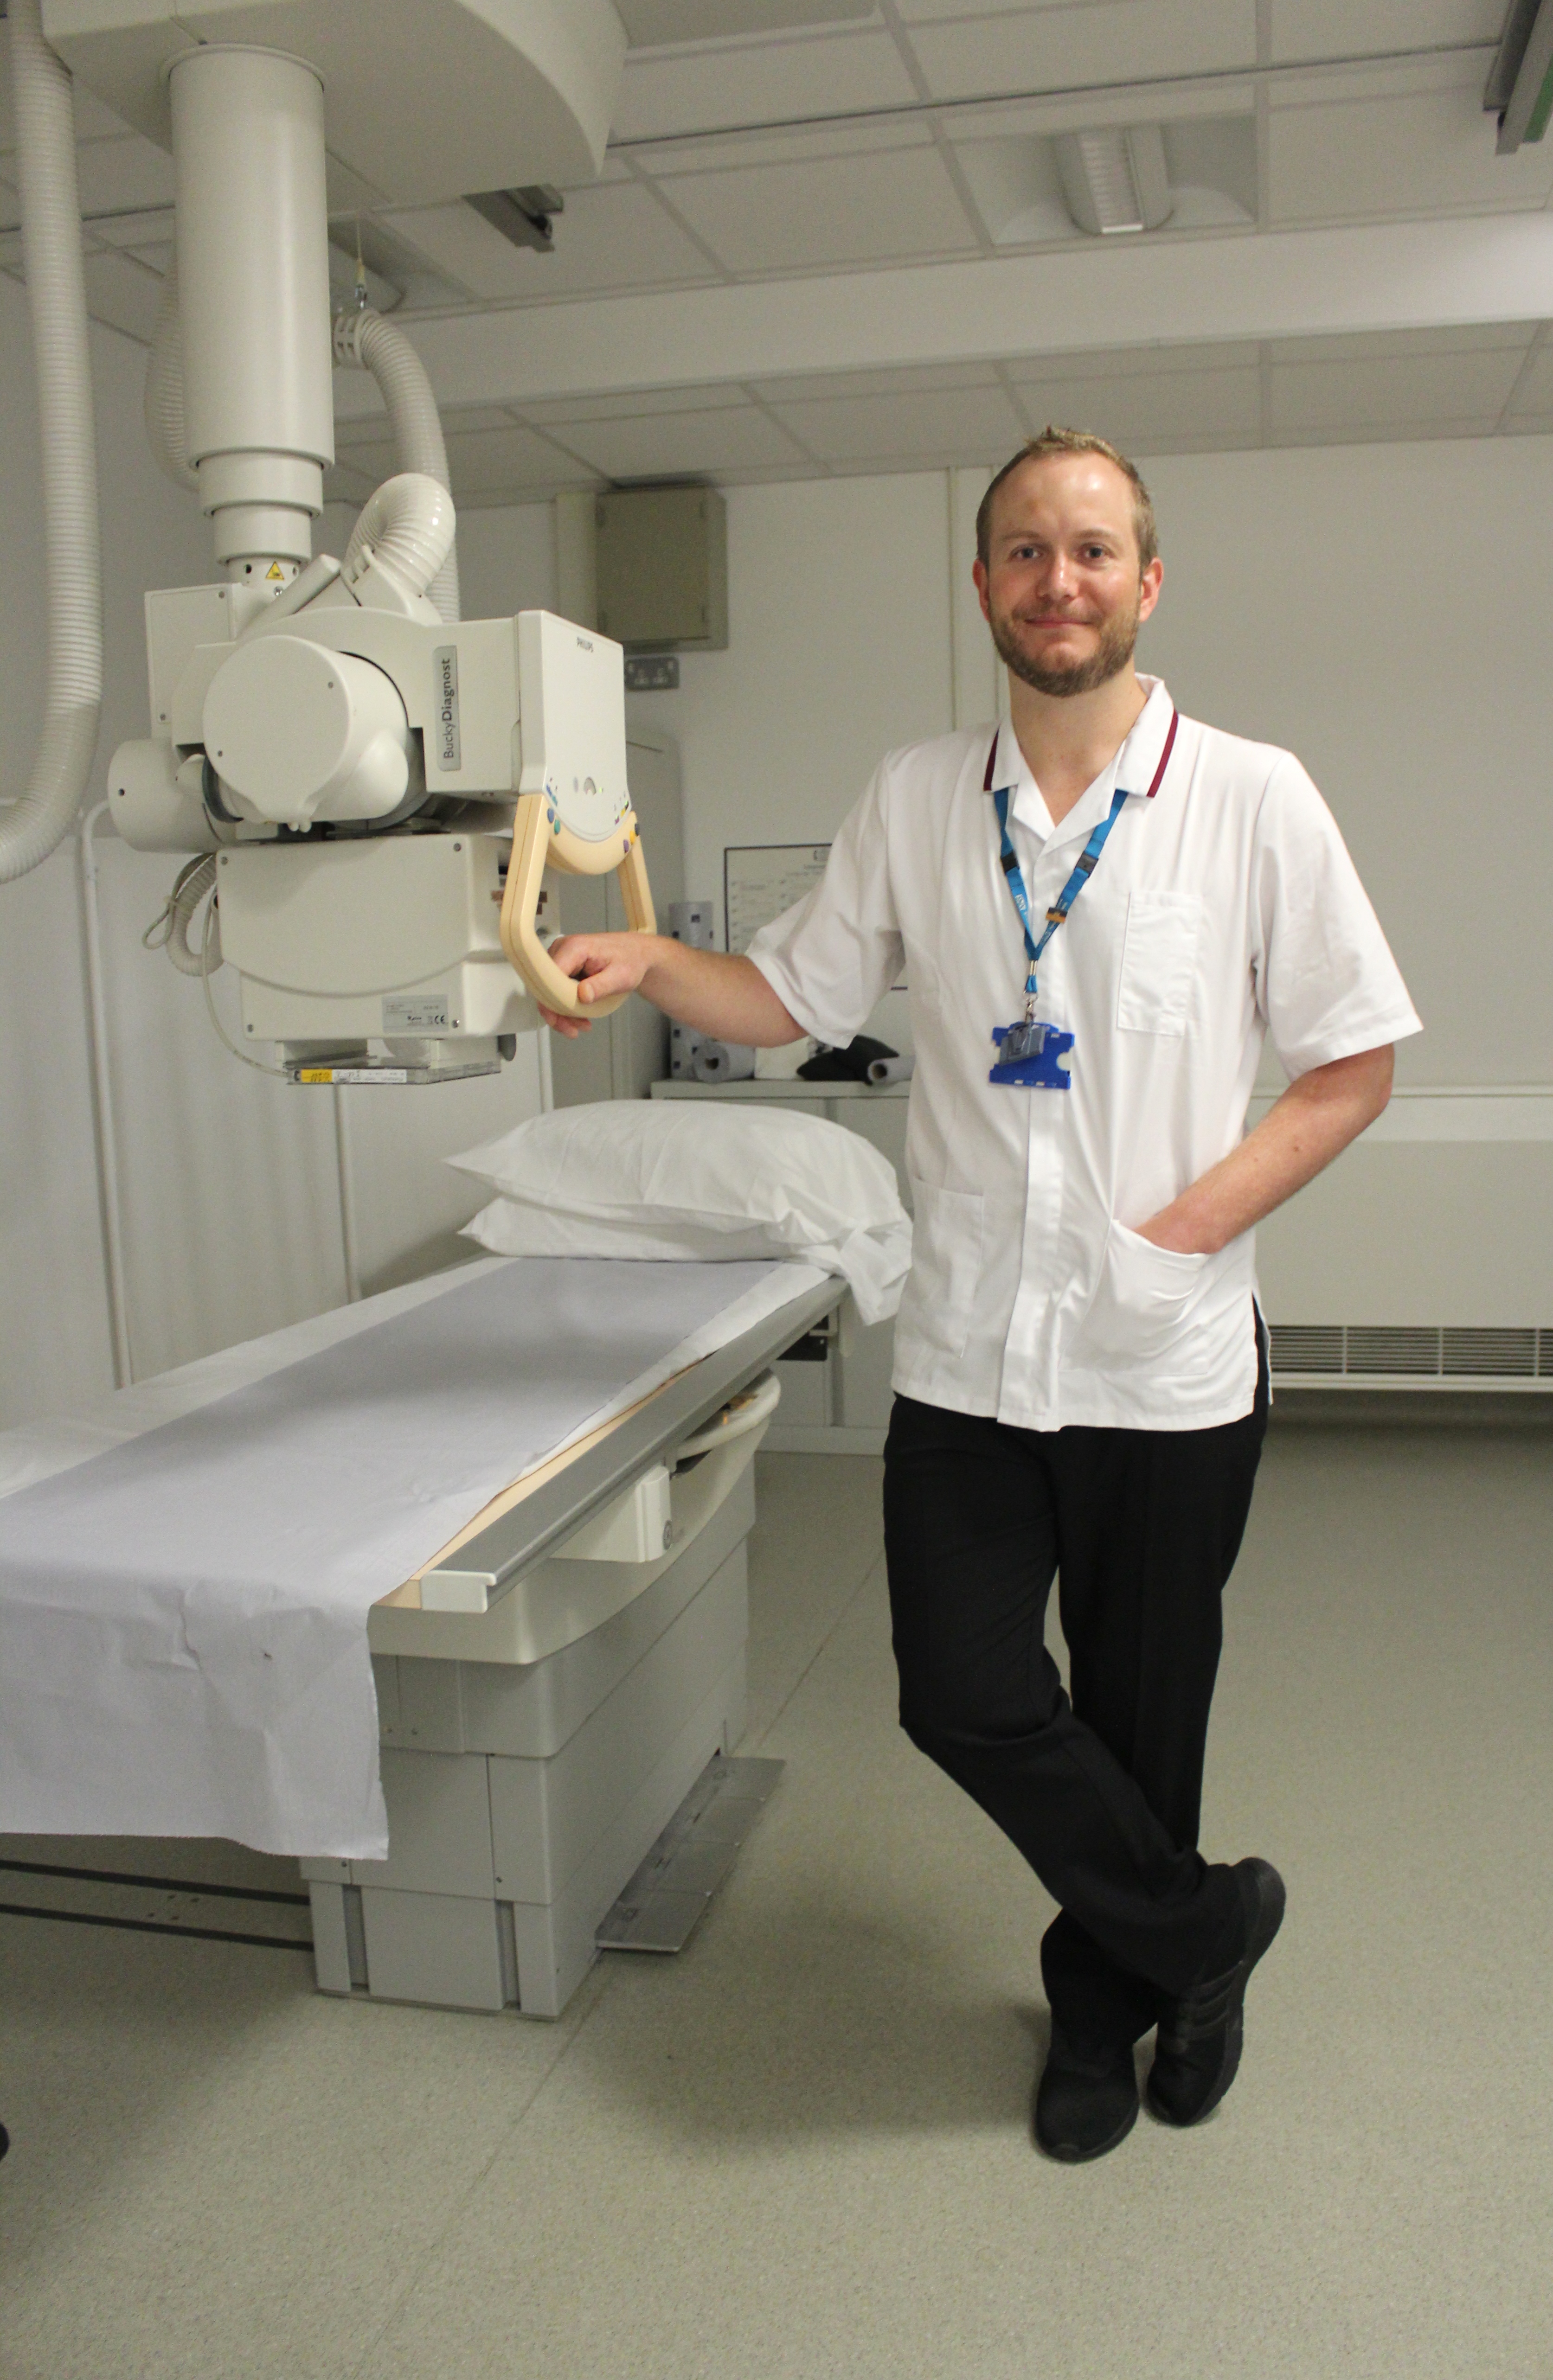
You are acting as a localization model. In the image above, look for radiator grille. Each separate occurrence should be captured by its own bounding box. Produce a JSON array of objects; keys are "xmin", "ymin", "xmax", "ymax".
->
[{"xmin": 1269, "ymin": 1324, "xmax": 1553, "ymax": 1382}]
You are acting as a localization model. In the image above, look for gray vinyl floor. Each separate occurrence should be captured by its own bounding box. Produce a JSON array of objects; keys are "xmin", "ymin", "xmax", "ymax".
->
[{"xmin": 2, "ymin": 1424, "xmax": 1550, "ymax": 2379}]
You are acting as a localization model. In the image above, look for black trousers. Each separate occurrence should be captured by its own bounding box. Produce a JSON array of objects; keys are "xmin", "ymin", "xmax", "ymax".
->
[{"xmin": 882, "ymin": 1324, "xmax": 1269, "ymax": 2054}]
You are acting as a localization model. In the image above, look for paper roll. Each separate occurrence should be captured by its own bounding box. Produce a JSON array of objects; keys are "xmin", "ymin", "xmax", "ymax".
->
[
  {"xmin": 693, "ymin": 1041, "xmax": 756, "ymax": 1083},
  {"xmin": 866, "ymin": 1054, "xmax": 915, "ymax": 1086}
]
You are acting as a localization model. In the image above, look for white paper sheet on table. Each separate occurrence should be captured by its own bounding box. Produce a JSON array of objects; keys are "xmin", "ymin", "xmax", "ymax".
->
[{"xmin": 0, "ymin": 1255, "xmax": 828, "ymax": 1860}]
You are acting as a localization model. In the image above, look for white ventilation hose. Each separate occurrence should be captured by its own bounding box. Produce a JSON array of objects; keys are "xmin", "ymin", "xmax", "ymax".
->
[
  {"xmin": 1, "ymin": 0, "xmax": 103, "ymax": 884},
  {"xmin": 334, "ymin": 310, "xmax": 460, "ymax": 622},
  {"xmin": 144, "ymin": 261, "xmax": 200, "ymax": 494},
  {"xmin": 343, "ymin": 472, "xmax": 456, "ymax": 608}
]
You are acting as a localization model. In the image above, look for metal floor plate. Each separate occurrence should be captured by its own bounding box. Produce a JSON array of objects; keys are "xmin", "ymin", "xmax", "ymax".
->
[{"xmin": 596, "ymin": 1754, "xmax": 783, "ymax": 1956}]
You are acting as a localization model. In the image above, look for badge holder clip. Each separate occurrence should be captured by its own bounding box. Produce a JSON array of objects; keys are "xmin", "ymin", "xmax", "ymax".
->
[{"xmin": 989, "ymin": 1021, "xmax": 1074, "ymax": 1091}]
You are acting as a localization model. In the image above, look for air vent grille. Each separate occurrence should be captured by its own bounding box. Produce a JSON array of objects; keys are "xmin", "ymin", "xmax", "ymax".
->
[
  {"xmin": 1268, "ymin": 1324, "xmax": 1345, "ymax": 1374},
  {"xmin": 1346, "ymin": 1327, "xmax": 1443, "ymax": 1375},
  {"xmin": 1269, "ymin": 1324, "xmax": 1553, "ymax": 1382}
]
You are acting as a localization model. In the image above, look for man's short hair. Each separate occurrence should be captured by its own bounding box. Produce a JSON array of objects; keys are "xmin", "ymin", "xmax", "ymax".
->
[{"xmin": 976, "ymin": 427, "xmax": 1158, "ymax": 573}]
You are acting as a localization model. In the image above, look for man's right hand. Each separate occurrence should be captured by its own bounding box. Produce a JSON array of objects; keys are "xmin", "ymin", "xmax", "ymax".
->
[
  {"xmin": 538, "ymin": 933, "xmax": 657, "ymax": 1036},
  {"xmin": 533, "ymin": 930, "xmax": 807, "ymax": 1050}
]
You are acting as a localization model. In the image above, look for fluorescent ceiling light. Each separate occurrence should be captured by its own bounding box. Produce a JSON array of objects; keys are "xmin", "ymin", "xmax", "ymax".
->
[
  {"xmin": 1055, "ymin": 127, "xmax": 1172, "ymax": 237},
  {"xmin": 1484, "ymin": 0, "xmax": 1553, "ymax": 153}
]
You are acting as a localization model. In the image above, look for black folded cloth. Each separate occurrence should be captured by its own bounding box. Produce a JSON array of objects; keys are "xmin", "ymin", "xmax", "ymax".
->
[{"xmin": 798, "ymin": 1035, "xmax": 899, "ymax": 1083}]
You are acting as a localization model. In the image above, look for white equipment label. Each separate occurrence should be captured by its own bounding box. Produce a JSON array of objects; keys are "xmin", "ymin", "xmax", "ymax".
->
[
  {"xmin": 383, "ymin": 992, "xmax": 451, "ymax": 1031},
  {"xmin": 434, "ymin": 646, "xmax": 461, "ymax": 769}
]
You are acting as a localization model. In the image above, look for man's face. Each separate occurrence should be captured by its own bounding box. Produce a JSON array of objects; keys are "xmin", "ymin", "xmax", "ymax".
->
[{"xmin": 973, "ymin": 453, "xmax": 1163, "ymax": 698}]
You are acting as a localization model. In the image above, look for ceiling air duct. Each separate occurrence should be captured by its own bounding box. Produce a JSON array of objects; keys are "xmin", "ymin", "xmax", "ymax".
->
[{"xmin": 1055, "ymin": 126, "xmax": 1173, "ymax": 236}]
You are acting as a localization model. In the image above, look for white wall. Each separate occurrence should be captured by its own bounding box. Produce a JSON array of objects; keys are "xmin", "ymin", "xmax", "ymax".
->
[
  {"xmin": 494, "ymin": 440, "xmax": 1553, "ymax": 1092},
  {"xmin": 0, "ymin": 290, "xmax": 548, "ymax": 1431},
  {"xmin": 1135, "ymin": 439, "xmax": 1553, "ymax": 1089},
  {"xmin": 7, "ymin": 302, "xmax": 1550, "ymax": 1432}
]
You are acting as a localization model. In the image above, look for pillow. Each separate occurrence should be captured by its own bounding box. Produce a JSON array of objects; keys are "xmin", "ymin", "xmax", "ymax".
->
[{"xmin": 448, "ymin": 1102, "xmax": 912, "ymax": 1326}]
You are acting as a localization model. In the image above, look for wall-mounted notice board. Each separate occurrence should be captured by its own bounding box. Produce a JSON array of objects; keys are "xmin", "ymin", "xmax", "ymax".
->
[{"xmin": 723, "ymin": 844, "xmax": 831, "ymax": 955}]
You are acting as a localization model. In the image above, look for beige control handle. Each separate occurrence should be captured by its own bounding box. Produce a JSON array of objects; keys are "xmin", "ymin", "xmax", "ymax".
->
[{"xmin": 499, "ymin": 790, "xmax": 655, "ymax": 1020}]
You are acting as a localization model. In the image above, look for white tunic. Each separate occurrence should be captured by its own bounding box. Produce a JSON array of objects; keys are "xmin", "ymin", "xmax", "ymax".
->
[{"xmin": 748, "ymin": 678, "xmax": 1422, "ymax": 1433}]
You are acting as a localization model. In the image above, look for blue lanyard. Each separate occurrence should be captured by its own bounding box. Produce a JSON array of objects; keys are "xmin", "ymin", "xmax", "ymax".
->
[{"xmin": 987, "ymin": 709, "xmax": 1179, "ymax": 1015}]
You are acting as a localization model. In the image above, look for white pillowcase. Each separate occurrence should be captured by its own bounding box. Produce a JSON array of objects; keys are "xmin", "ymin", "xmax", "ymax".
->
[{"xmin": 448, "ymin": 1102, "xmax": 912, "ymax": 1326}]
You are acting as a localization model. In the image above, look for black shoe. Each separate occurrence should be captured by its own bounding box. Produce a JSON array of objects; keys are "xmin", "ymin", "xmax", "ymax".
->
[
  {"xmin": 1146, "ymin": 1857, "xmax": 1285, "ymax": 2128},
  {"xmin": 1034, "ymin": 2027, "xmax": 1139, "ymax": 2163}
]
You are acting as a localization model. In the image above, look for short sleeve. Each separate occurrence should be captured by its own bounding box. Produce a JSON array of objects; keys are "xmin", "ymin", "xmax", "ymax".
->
[
  {"xmin": 1251, "ymin": 754, "xmax": 1422, "ymax": 1076},
  {"xmin": 745, "ymin": 760, "xmax": 905, "ymax": 1045}
]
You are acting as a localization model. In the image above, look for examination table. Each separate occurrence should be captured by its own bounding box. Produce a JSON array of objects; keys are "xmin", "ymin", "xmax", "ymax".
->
[
  {"xmin": 0, "ymin": 1260, "xmax": 841, "ymax": 2022},
  {"xmin": 310, "ymin": 1273, "xmax": 837, "ymax": 2016}
]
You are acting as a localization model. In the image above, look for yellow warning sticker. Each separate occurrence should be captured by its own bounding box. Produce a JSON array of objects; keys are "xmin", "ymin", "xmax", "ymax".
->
[
  {"xmin": 297, "ymin": 1068, "xmax": 334, "ymax": 1083},
  {"xmin": 266, "ymin": 562, "xmax": 285, "ymax": 582}
]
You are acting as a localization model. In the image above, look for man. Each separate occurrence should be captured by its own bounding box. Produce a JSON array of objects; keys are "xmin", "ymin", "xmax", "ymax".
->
[{"xmin": 539, "ymin": 428, "xmax": 1421, "ymax": 2162}]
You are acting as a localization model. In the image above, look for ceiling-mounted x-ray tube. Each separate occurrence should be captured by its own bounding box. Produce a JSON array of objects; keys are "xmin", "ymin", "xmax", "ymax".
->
[{"xmin": 170, "ymin": 44, "xmax": 334, "ymax": 582}]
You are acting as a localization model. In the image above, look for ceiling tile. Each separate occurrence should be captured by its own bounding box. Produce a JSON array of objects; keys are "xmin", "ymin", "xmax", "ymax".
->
[
  {"xmin": 70, "ymin": 87, "xmax": 139, "ymax": 144},
  {"xmin": 951, "ymin": 130, "xmax": 1071, "ymax": 243},
  {"xmin": 321, "ymin": 461, "xmax": 378, "ymax": 505},
  {"xmin": 1272, "ymin": 49, "xmax": 1496, "ymax": 105},
  {"xmin": 1007, "ymin": 365, "xmax": 1263, "ymax": 447},
  {"xmin": 1268, "ymin": 0, "xmax": 1504, "ymax": 65},
  {"xmin": 329, "ymin": 217, "xmax": 468, "ymax": 313},
  {"xmin": 1266, "ymin": 324, "xmax": 1538, "ymax": 363},
  {"xmin": 439, "ymin": 406, "xmax": 530, "ymax": 435},
  {"xmin": 521, "ymin": 383, "xmax": 756, "ymax": 424},
  {"xmin": 84, "ymin": 205, "xmax": 174, "ymax": 250},
  {"xmin": 1269, "ymin": 349, "xmax": 1526, "ymax": 431},
  {"xmin": 619, "ymin": 1, "xmax": 875, "ymax": 42},
  {"xmin": 613, "ymin": 26, "xmax": 918, "ymax": 143},
  {"xmin": 658, "ymin": 146, "xmax": 979, "ymax": 271},
  {"xmin": 750, "ymin": 361, "xmax": 1001, "ymax": 400},
  {"xmin": 625, "ymin": 117, "xmax": 932, "ymax": 175},
  {"xmin": 763, "ymin": 383, "xmax": 1026, "ymax": 461},
  {"xmin": 442, "ymin": 424, "xmax": 602, "ymax": 494},
  {"xmin": 895, "ymin": 0, "xmax": 1085, "ymax": 16},
  {"xmin": 1025, "ymin": 339, "xmax": 1264, "ymax": 378},
  {"xmin": 943, "ymin": 81, "xmax": 1259, "ymax": 144},
  {"xmin": 1267, "ymin": 416, "xmax": 1502, "ymax": 446},
  {"xmin": 1268, "ymin": 85, "xmax": 1553, "ymax": 221},
  {"xmin": 81, "ymin": 247, "xmax": 162, "ymax": 342},
  {"xmin": 332, "ymin": 436, "xmax": 400, "ymax": 481},
  {"xmin": 1504, "ymin": 346, "xmax": 1553, "ymax": 418},
  {"xmin": 701, "ymin": 459, "xmax": 835, "ymax": 486},
  {"xmin": 332, "ymin": 386, "xmax": 390, "ymax": 441},
  {"xmin": 76, "ymin": 135, "xmax": 175, "ymax": 218},
  {"xmin": 566, "ymin": 151, "xmax": 635, "ymax": 186},
  {"xmin": 323, "ymin": 154, "xmax": 387, "ymax": 219},
  {"xmin": 905, "ymin": 2, "xmax": 1257, "ymax": 103},
  {"xmin": 344, "ymin": 423, "xmax": 597, "ymax": 497},
  {"xmin": 557, "ymin": 405, "xmax": 810, "ymax": 477},
  {"xmin": 383, "ymin": 182, "xmax": 719, "ymax": 304}
]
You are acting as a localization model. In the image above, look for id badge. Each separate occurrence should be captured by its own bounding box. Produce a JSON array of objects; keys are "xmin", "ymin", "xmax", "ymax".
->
[{"xmin": 989, "ymin": 1020, "xmax": 1074, "ymax": 1090}]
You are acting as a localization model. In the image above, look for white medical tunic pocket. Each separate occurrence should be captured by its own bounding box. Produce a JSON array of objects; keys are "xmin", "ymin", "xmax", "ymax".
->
[
  {"xmin": 1072, "ymin": 1218, "xmax": 1216, "ymax": 1367},
  {"xmin": 1116, "ymin": 890, "xmax": 1204, "ymax": 1035},
  {"xmin": 898, "ymin": 1177, "xmax": 985, "ymax": 1362}
]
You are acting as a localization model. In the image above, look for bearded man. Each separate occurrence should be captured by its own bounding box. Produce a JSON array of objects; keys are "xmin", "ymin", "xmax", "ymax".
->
[{"xmin": 538, "ymin": 427, "xmax": 1421, "ymax": 2161}]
